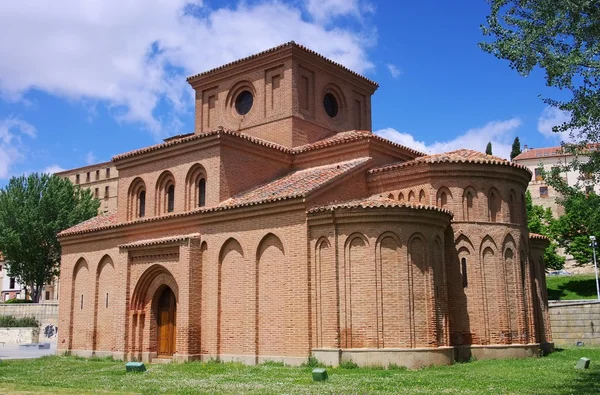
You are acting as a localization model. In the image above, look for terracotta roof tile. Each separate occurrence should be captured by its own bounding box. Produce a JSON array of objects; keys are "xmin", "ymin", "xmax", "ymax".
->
[
  {"xmin": 513, "ymin": 144, "xmax": 600, "ymax": 161},
  {"xmin": 59, "ymin": 159, "xmax": 371, "ymax": 237},
  {"xmin": 308, "ymin": 197, "xmax": 453, "ymax": 216},
  {"xmin": 186, "ymin": 42, "xmax": 378, "ymax": 88},
  {"xmin": 119, "ymin": 233, "xmax": 200, "ymax": 249},
  {"xmin": 221, "ymin": 158, "xmax": 371, "ymax": 206},
  {"xmin": 368, "ymin": 149, "xmax": 530, "ymax": 174},
  {"xmin": 112, "ymin": 127, "xmax": 291, "ymax": 162},
  {"xmin": 58, "ymin": 212, "xmax": 118, "ymax": 236},
  {"xmin": 292, "ymin": 130, "xmax": 425, "ymax": 158}
]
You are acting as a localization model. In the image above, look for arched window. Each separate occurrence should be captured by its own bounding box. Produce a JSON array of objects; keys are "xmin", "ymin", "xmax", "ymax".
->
[
  {"xmin": 388, "ymin": 193, "xmax": 394, "ymax": 200},
  {"xmin": 488, "ymin": 189, "xmax": 500, "ymax": 222},
  {"xmin": 419, "ymin": 190, "xmax": 426, "ymax": 203},
  {"xmin": 408, "ymin": 191, "xmax": 415, "ymax": 202},
  {"xmin": 440, "ymin": 192, "xmax": 448, "ymax": 208},
  {"xmin": 199, "ymin": 178, "xmax": 206, "ymax": 207},
  {"xmin": 463, "ymin": 188, "xmax": 475, "ymax": 221},
  {"xmin": 139, "ymin": 190, "xmax": 146, "ymax": 218},
  {"xmin": 461, "ymin": 257, "xmax": 468, "ymax": 288},
  {"xmin": 185, "ymin": 164, "xmax": 207, "ymax": 211},
  {"xmin": 128, "ymin": 178, "xmax": 146, "ymax": 220},
  {"xmin": 156, "ymin": 171, "xmax": 176, "ymax": 215},
  {"xmin": 167, "ymin": 185, "xmax": 175, "ymax": 213},
  {"xmin": 509, "ymin": 190, "xmax": 517, "ymax": 223},
  {"xmin": 398, "ymin": 192, "xmax": 404, "ymax": 202}
]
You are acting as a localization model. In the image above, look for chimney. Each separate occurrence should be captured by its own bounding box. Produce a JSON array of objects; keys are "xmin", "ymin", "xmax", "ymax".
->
[{"xmin": 523, "ymin": 144, "xmax": 529, "ymax": 153}]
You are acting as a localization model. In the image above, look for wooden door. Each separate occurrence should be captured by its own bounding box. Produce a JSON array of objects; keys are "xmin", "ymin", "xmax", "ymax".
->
[{"xmin": 157, "ymin": 287, "xmax": 176, "ymax": 356}]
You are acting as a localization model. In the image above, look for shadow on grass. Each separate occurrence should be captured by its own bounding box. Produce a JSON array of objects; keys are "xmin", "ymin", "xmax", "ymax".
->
[
  {"xmin": 547, "ymin": 277, "xmax": 597, "ymax": 300},
  {"xmin": 567, "ymin": 367, "xmax": 600, "ymax": 394}
]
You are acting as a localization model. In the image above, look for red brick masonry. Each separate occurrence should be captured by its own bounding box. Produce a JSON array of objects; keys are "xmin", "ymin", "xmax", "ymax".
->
[{"xmin": 57, "ymin": 43, "xmax": 552, "ymax": 368}]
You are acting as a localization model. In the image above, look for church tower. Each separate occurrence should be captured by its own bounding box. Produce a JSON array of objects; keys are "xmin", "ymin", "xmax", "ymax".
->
[{"xmin": 187, "ymin": 42, "xmax": 378, "ymax": 148}]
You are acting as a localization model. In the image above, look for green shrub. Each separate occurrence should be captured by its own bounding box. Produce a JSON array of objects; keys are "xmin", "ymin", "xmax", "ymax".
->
[
  {"xmin": 4, "ymin": 298, "xmax": 33, "ymax": 304},
  {"xmin": 301, "ymin": 356, "xmax": 325, "ymax": 368},
  {"xmin": 0, "ymin": 315, "xmax": 39, "ymax": 327},
  {"xmin": 339, "ymin": 361, "xmax": 359, "ymax": 369}
]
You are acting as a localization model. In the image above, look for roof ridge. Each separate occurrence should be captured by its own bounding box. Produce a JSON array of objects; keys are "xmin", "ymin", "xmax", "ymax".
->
[
  {"xmin": 368, "ymin": 148, "xmax": 530, "ymax": 174},
  {"xmin": 112, "ymin": 127, "xmax": 292, "ymax": 162},
  {"xmin": 307, "ymin": 197, "xmax": 453, "ymax": 216},
  {"xmin": 186, "ymin": 41, "xmax": 378, "ymax": 87}
]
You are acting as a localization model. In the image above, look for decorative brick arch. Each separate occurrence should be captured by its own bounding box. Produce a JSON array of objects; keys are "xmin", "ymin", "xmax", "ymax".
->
[
  {"xmin": 436, "ymin": 187, "xmax": 452, "ymax": 209},
  {"xmin": 69, "ymin": 257, "xmax": 89, "ymax": 350},
  {"xmin": 155, "ymin": 170, "xmax": 176, "ymax": 215},
  {"xmin": 127, "ymin": 178, "xmax": 146, "ymax": 220},
  {"xmin": 93, "ymin": 254, "xmax": 115, "ymax": 352},
  {"xmin": 487, "ymin": 187, "xmax": 502, "ymax": 222},
  {"xmin": 130, "ymin": 265, "xmax": 179, "ymax": 311},
  {"xmin": 462, "ymin": 187, "xmax": 477, "ymax": 221},
  {"xmin": 185, "ymin": 163, "xmax": 207, "ymax": 211}
]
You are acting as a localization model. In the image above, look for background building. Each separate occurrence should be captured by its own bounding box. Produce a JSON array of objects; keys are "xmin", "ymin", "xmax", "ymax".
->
[
  {"xmin": 56, "ymin": 162, "xmax": 119, "ymax": 214},
  {"xmin": 513, "ymin": 145, "xmax": 600, "ymax": 218}
]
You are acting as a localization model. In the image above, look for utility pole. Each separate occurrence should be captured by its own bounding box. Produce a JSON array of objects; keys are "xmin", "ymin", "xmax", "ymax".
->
[{"xmin": 590, "ymin": 236, "xmax": 600, "ymax": 300}]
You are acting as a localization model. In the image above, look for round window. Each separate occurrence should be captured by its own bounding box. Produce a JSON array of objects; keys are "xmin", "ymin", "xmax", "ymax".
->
[
  {"xmin": 235, "ymin": 90, "xmax": 253, "ymax": 115},
  {"xmin": 323, "ymin": 93, "xmax": 338, "ymax": 118}
]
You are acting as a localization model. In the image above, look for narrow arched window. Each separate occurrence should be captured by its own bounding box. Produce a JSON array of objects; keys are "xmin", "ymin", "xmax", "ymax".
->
[
  {"xmin": 489, "ymin": 191, "xmax": 499, "ymax": 222},
  {"xmin": 465, "ymin": 191, "xmax": 474, "ymax": 221},
  {"xmin": 199, "ymin": 178, "xmax": 206, "ymax": 207},
  {"xmin": 138, "ymin": 191, "xmax": 146, "ymax": 218},
  {"xmin": 167, "ymin": 185, "xmax": 175, "ymax": 213},
  {"xmin": 461, "ymin": 257, "xmax": 468, "ymax": 288},
  {"xmin": 440, "ymin": 192, "xmax": 448, "ymax": 208}
]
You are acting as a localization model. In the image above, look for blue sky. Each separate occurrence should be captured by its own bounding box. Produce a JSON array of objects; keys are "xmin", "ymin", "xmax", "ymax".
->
[{"xmin": 0, "ymin": 0, "xmax": 572, "ymax": 185}]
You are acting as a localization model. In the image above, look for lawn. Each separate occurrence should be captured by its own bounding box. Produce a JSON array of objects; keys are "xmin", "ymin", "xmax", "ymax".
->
[
  {"xmin": 546, "ymin": 274, "xmax": 599, "ymax": 300},
  {"xmin": 1, "ymin": 348, "xmax": 600, "ymax": 394}
]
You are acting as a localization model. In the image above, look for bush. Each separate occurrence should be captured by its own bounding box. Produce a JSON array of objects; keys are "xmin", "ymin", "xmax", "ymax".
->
[
  {"xmin": 301, "ymin": 356, "xmax": 325, "ymax": 368},
  {"xmin": 0, "ymin": 315, "xmax": 39, "ymax": 327},
  {"xmin": 339, "ymin": 361, "xmax": 359, "ymax": 369},
  {"xmin": 4, "ymin": 298, "xmax": 33, "ymax": 304}
]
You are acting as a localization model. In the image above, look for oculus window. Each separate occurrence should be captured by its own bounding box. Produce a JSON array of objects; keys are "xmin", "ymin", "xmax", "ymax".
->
[
  {"xmin": 235, "ymin": 90, "xmax": 253, "ymax": 115},
  {"xmin": 323, "ymin": 93, "xmax": 338, "ymax": 118}
]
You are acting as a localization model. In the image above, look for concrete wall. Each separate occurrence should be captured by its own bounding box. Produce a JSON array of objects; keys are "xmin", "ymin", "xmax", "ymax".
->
[
  {"xmin": 549, "ymin": 300, "xmax": 600, "ymax": 346},
  {"xmin": 0, "ymin": 303, "xmax": 58, "ymax": 342},
  {"xmin": 0, "ymin": 327, "xmax": 39, "ymax": 344}
]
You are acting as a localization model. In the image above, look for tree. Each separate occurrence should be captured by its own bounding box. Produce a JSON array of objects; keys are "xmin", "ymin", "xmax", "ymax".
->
[
  {"xmin": 551, "ymin": 189, "xmax": 600, "ymax": 266},
  {"xmin": 525, "ymin": 190, "xmax": 565, "ymax": 270},
  {"xmin": 485, "ymin": 141, "xmax": 493, "ymax": 155},
  {"xmin": 0, "ymin": 174, "xmax": 99, "ymax": 302},
  {"xmin": 510, "ymin": 137, "xmax": 522, "ymax": 160},
  {"xmin": 480, "ymin": 1, "xmax": 600, "ymax": 146}
]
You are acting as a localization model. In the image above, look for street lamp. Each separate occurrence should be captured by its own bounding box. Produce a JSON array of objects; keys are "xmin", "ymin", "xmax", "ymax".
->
[{"xmin": 589, "ymin": 236, "xmax": 600, "ymax": 300}]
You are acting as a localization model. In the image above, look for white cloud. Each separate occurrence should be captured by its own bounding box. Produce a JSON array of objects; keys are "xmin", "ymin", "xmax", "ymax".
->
[
  {"xmin": 0, "ymin": 117, "xmax": 37, "ymax": 178},
  {"xmin": 376, "ymin": 118, "xmax": 522, "ymax": 159},
  {"xmin": 305, "ymin": 0, "xmax": 373, "ymax": 24},
  {"xmin": 0, "ymin": 0, "xmax": 375, "ymax": 137},
  {"xmin": 85, "ymin": 151, "xmax": 96, "ymax": 165},
  {"xmin": 386, "ymin": 64, "xmax": 402, "ymax": 79},
  {"xmin": 43, "ymin": 164, "xmax": 66, "ymax": 174},
  {"xmin": 537, "ymin": 106, "xmax": 577, "ymax": 143}
]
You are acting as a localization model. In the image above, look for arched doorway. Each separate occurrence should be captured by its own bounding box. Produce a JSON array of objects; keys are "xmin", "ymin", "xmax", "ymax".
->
[{"xmin": 157, "ymin": 287, "xmax": 176, "ymax": 356}]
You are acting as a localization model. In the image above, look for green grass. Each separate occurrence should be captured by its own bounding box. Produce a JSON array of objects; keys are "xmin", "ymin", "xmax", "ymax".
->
[
  {"xmin": 1, "ymin": 348, "xmax": 600, "ymax": 394},
  {"xmin": 547, "ymin": 274, "xmax": 599, "ymax": 300}
]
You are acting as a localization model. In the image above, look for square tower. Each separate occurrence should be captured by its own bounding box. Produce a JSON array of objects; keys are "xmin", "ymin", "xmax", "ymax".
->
[{"xmin": 187, "ymin": 42, "xmax": 378, "ymax": 148}]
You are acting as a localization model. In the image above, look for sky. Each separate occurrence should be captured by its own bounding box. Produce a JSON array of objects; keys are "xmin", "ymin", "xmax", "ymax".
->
[{"xmin": 0, "ymin": 0, "xmax": 573, "ymax": 186}]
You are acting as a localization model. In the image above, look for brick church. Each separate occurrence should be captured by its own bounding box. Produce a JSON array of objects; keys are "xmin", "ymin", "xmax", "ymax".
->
[{"xmin": 57, "ymin": 42, "xmax": 553, "ymax": 368}]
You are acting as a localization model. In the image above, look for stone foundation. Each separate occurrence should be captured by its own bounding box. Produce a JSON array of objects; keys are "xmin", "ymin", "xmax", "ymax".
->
[
  {"xmin": 454, "ymin": 344, "xmax": 542, "ymax": 362},
  {"xmin": 315, "ymin": 344, "xmax": 546, "ymax": 369}
]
